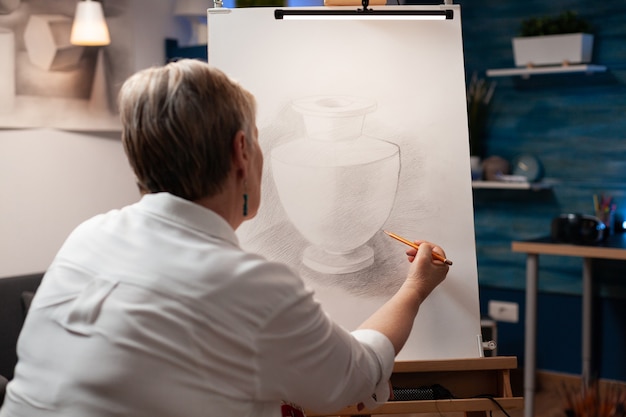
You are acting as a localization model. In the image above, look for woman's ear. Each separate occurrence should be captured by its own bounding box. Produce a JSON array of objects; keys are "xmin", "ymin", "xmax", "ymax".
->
[{"xmin": 232, "ymin": 130, "xmax": 249, "ymax": 177}]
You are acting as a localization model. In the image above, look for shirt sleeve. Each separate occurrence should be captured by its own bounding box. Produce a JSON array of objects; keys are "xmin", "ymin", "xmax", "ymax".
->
[
  {"xmin": 252, "ymin": 262, "xmax": 395, "ymax": 414},
  {"xmin": 350, "ymin": 329, "xmax": 395, "ymax": 409}
]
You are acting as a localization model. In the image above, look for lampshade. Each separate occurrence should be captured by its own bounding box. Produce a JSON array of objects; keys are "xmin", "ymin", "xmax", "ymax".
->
[
  {"xmin": 174, "ymin": 0, "xmax": 209, "ymax": 17},
  {"xmin": 70, "ymin": 0, "xmax": 110, "ymax": 46}
]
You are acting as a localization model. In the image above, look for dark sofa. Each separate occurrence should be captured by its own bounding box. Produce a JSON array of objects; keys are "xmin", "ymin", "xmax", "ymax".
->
[{"xmin": 0, "ymin": 273, "xmax": 44, "ymax": 403}]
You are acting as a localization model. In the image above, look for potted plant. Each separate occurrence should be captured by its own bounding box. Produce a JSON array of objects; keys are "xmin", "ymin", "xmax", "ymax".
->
[
  {"xmin": 512, "ymin": 11, "xmax": 594, "ymax": 67},
  {"xmin": 467, "ymin": 72, "xmax": 496, "ymax": 158},
  {"xmin": 562, "ymin": 380, "xmax": 626, "ymax": 417},
  {"xmin": 466, "ymin": 73, "xmax": 496, "ymax": 179}
]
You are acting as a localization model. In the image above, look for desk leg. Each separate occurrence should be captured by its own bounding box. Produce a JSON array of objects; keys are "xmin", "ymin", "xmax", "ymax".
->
[
  {"xmin": 582, "ymin": 258, "xmax": 592, "ymax": 387},
  {"xmin": 524, "ymin": 254, "xmax": 538, "ymax": 417}
]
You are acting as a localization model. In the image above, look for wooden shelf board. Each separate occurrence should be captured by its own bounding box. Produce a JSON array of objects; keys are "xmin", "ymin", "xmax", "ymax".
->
[
  {"xmin": 486, "ymin": 64, "xmax": 606, "ymax": 77},
  {"xmin": 472, "ymin": 180, "xmax": 552, "ymax": 190},
  {"xmin": 393, "ymin": 356, "xmax": 517, "ymax": 372},
  {"xmin": 307, "ymin": 397, "xmax": 524, "ymax": 416}
]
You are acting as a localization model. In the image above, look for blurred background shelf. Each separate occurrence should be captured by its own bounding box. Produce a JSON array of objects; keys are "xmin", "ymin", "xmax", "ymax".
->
[
  {"xmin": 472, "ymin": 180, "xmax": 554, "ymax": 190},
  {"xmin": 486, "ymin": 64, "xmax": 606, "ymax": 78}
]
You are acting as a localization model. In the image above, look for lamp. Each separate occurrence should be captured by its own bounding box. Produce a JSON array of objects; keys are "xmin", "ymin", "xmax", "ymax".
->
[
  {"xmin": 70, "ymin": 0, "xmax": 111, "ymax": 114},
  {"xmin": 274, "ymin": 6, "xmax": 454, "ymax": 20},
  {"xmin": 70, "ymin": 0, "xmax": 110, "ymax": 46},
  {"xmin": 174, "ymin": 0, "xmax": 209, "ymax": 45}
]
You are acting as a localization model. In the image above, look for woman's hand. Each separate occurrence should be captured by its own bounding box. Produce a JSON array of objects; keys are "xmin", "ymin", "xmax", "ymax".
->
[
  {"xmin": 356, "ymin": 241, "xmax": 450, "ymax": 358},
  {"xmin": 403, "ymin": 241, "xmax": 449, "ymax": 303}
]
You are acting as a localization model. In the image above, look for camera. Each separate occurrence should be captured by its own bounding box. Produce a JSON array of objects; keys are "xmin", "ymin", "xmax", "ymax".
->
[{"xmin": 551, "ymin": 213, "xmax": 606, "ymax": 245}]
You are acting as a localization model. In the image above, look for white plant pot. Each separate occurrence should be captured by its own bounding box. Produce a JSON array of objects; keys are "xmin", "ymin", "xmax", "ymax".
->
[{"xmin": 512, "ymin": 33, "xmax": 594, "ymax": 67}]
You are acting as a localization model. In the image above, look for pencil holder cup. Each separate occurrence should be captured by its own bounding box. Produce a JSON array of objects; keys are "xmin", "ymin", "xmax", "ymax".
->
[
  {"xmin": 595, "ymin": 207, "xmax": 615, "ymax": 235},
  {"xmin": 271, "ymin": 95, "xmax": 400, "ymax": 274}
]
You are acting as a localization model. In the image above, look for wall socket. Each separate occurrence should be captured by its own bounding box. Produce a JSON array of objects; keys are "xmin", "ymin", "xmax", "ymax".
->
[{"xmin": 488, "ymin": 300, "xmax": 519, "ymax": 323}]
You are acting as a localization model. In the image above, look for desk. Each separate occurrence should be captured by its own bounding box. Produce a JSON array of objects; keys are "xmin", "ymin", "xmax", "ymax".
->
[{"xmin": 511, "ymin": 234, "xmax": 626, "ymax": 417}]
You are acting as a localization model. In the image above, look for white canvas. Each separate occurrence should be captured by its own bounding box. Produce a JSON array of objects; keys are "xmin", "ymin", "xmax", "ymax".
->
[{"xmin": 208, "ymin": 5, "xmax": 481, "ymax": 360}]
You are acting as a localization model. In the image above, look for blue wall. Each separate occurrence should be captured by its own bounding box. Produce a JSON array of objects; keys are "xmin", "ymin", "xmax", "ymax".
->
[
  {"xmin": 480, "ymin": 287, "xmax": 626, "ymax": 381},
  {"xmin": 457, "ymin": 0, "xmax": 626, "ymax": 380}
]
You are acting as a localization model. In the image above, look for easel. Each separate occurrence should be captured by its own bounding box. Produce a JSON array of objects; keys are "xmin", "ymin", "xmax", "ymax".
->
[
  {"xmin": 307, "ymin": 357, "xmax": 523, "ymax": 416},
  {"xmin": 208, "ymin": 9, "xmax": 512, "ymax": 416}
]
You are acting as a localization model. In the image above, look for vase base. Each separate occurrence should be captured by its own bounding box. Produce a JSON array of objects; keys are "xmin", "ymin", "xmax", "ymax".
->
[{"xmin": 302, "ymin": 244, "xmax": 374, "ymax": 274}]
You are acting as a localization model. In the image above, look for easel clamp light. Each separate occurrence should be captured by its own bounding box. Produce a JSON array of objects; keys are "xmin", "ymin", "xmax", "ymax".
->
[{"xmin": 274, "ymin": 5, "xmax": 454, "ymax": 21}]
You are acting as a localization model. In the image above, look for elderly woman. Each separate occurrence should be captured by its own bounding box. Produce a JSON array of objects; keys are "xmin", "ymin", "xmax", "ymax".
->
[{"xmin": 1, "ymin": 59, "xmax": 448, "ymax": 417}]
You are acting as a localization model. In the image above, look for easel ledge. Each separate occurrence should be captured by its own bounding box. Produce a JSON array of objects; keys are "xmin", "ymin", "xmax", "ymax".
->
[{"xmin": 308, "ymin": 356, "xmax": 524, "ymax": 416}]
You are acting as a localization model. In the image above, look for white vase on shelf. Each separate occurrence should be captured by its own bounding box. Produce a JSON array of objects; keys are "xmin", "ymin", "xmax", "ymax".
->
[
  {"xmin": 470, "ymin": 155, "xmax": 482, "ymax": 180},
  {"xmin": 271, "ymin": 95, "xmax": 400, "ymax": 274}
]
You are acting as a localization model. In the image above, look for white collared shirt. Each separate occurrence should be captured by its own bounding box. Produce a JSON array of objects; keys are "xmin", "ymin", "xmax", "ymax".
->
[{"xmin": 2, "ymin": 193, "xmax": 394, "ymax": 417}]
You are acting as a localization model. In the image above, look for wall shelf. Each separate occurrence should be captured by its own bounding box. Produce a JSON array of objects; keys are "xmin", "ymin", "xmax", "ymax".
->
[
  {"xmin": 472, "ymin": 180, "xmax": 553, "ymax": 190},
  {"xmin": 486, "ymin": 64, "xmax": 606, "ymax": 78}
]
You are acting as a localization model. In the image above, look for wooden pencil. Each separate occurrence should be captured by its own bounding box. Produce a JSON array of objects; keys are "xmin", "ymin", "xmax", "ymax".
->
[{"xmin": 384, "ymin": 230, "xmax": 453, "ymax": 266}]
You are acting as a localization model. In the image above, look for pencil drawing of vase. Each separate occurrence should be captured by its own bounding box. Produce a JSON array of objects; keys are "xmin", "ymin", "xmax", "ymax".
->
[{"xmin": 271, "ymin": 96, "xmax": 400, "ymax": 274}]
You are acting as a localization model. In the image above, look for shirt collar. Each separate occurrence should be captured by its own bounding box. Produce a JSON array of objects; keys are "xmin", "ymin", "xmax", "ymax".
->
[{"xmin": 137, "ymin": 192, "xmax": 240, "ymax": 248}]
